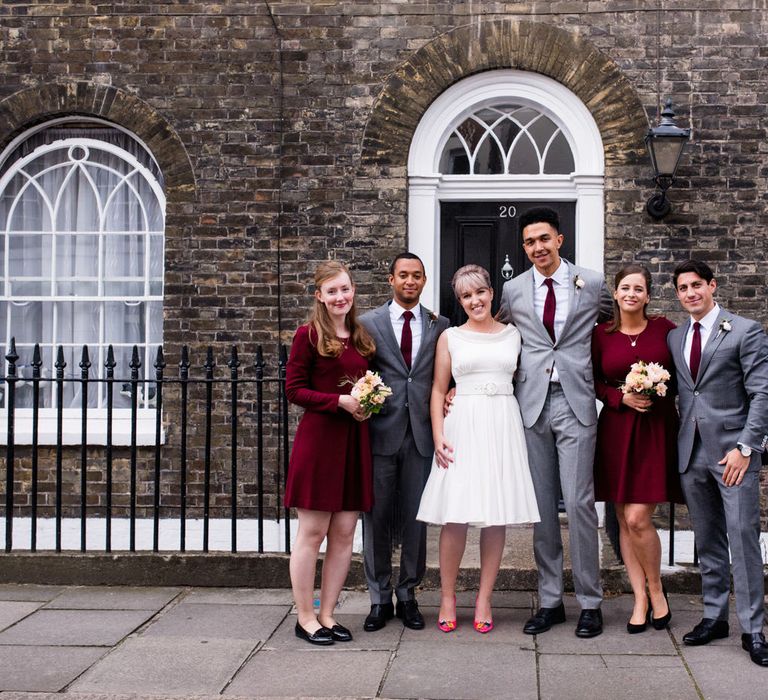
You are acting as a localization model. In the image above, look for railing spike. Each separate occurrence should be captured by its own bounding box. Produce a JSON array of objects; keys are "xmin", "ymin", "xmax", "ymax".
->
[
  {"xmin": 154, "ymin": 345, "xmax": 166, "ymax": 371},
  {"xmin": 5, "ymin": 337, "xmax": 18, "ymax": 365},
  {"xmin": 55, "ymin": 346, "xmax": 66, "ymax": 373},
  {"xmin": 130, "ymin": 344, "xmax": 141, "ymax": 370},
  {"xmin": 228, "ymin": 345, "xmax": 240, "ymax": 369},
  {"xmin": 79, "ymin": 344, "xmax": 91, "ymax": 370},
  {"xmin": 105, "ymin": 345, "xmax": 116, "ymax": 370},
  {"xmin": 32, "ymin": 343, "xmax": 42, "ymax": 369}
]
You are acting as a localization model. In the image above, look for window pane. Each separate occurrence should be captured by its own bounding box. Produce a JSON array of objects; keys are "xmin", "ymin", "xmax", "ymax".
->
[
  {"xmin": 9, "ymin": 234, "xmax": 51, "ymax": 277},
  {"xmin": 473, "ymin": 135, "xmax": 504, "ymax": 175},
  {"xmin": 103, "ymin": 233, "xmax": 145, "ymax": 279},
  {"xmin": 493, "ymin": 119, "xmax": 522, "ymax": 157},
  {"xmin": 509, "ymin": 135, "xmax": 540, "ymax": 174},
  {"xmin": 543, "ymin": 131, "xmax": 575, "ymax": 174},
  {"xmin": 105, "ymin": 301, "xmax": 145, "ymax": 345},
  {"xmin": 439, "ymin": 135, "xmax": 470, "ymax": 175},
  {"xmin": 56, "ymin": 281, "xmax": 98, "ymax": 296},
  {"xmin": 56, "ymin": 301, "xmax": 100, "ymax": 345},
  {"xmin": 9, "ymin": 301, "xmax": 52, "ymax": 344},
  {"xmin": 528, "ymin": 116, "xmax": 558, "ymax": 152}
]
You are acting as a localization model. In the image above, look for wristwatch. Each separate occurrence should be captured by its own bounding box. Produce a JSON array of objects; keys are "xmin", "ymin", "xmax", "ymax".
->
[{"xmin": 738, "ymin": 443, "xmax": 752, "ymax": 458}]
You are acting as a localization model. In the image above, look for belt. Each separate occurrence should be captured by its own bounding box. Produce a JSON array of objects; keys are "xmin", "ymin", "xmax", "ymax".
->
[{"xmin": 454, "ymin": 382, "xmax": 514, "ymax": 396}]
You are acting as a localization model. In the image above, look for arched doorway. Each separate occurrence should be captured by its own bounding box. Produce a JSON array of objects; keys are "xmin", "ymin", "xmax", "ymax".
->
[{"xmin": 407, "ymin": 70, "xmax": 605, "ymax": 318}]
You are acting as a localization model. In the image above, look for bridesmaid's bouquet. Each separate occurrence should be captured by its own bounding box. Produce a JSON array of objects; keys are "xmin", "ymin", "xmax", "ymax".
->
[
  {"xmin": 620, "ymin": 361, "xmax": 671, "ymax": 398},
  {"xmin": 344, "ymin": 371, "xmax": 393, "ymax": 417}
]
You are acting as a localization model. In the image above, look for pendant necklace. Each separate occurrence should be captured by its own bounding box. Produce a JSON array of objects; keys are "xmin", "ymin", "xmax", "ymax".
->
[{"xmin": 627, "ymin": 332, "xmax": 641, "ymax": 347}]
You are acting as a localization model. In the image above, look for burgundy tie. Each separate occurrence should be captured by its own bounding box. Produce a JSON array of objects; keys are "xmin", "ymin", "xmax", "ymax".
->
[
  {"xmin": 400, "ymin": 310, "xmax": 413, "ymax": 369},
  {"xmin": 542, "ymin": 278, "xmax": 556, "ymax": 343},
  {"xmin": 689, "ymin": 321, "xmax": 702, "ymax": 381}
]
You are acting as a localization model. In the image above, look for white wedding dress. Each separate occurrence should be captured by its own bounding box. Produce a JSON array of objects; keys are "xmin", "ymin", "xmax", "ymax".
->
[{"xmin": 417, "ymin": 324, "xmax": 540, "ymax": 527}]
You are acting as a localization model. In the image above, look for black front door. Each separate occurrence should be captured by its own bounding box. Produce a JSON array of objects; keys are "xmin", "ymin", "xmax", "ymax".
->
[{"xmin": 440, "ymin": 201, "xmax": 576, "ymax": 326}]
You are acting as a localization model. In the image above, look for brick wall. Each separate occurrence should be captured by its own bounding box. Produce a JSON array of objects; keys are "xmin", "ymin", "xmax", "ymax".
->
[{"xmin": 0, "ymin": 2, "xmax": 766, "ymax": 525}]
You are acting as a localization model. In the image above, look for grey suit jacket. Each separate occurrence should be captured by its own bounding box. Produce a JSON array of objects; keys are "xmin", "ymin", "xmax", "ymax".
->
[
  {"xmin": 498, "ymin": 260, "xmax": 612, "ymax": 428},
  {"xmin": 667, "ymin": 308, "xmax": 768, "ymax": 473},
  {"xmin": 360, "ymin": 303, "xmax": 450, "ymax": 458}
]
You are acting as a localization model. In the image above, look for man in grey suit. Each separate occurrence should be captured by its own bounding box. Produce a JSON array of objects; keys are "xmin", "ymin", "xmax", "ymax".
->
[
  {"xmin": 498, "ymin": 207, "xmax": 612, "ymax": 638},
  {"xmin": 360, "ymin": 253, "xmax": 450, "ymax": 631},
  {"xmin": 668, "ymin": 259, "xmax": 768, "ymax": 666}
]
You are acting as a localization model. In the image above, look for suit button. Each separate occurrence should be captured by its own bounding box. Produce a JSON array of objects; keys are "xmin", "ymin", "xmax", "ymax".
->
[
  {"xmin": 545, "ymin": 368, "xmax": 551, "ymax": 374},
  {"xmin": 407, "ymin": 378, "xmax": 413, "ymax": 383},
  {"xmin": 404, "ymin": 402, "xmax": 408, "ymax": 408},
  {"xmin": 694, "ymin": 391, "xmax": 699, "ymax": 396}
]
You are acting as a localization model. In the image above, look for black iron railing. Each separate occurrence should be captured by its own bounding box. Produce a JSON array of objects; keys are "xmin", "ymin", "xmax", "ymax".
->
[{"xmin": 2, "ymin": 338, "xmax": 290, "ymax": 554}]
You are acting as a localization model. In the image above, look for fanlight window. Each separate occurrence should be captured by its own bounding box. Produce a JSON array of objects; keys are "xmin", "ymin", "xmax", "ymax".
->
[
  {"xmin": 0, "ymin": 123, "xmax": 165, "ymax": 410},
  {"xmin": 439, "ymin": 104, "xmax": 575, "ymax": 175}
]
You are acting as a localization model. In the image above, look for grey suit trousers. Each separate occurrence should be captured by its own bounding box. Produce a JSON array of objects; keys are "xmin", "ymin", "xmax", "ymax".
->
[
  {"xmin": 681, "ymin": 438, "xmax": 765, "ymax": 633},
  {"xmin": 362, "ymin": 424, "xmax": 431, "ymax": 604},
  {"xmin": 526, "ymin": 383, "xmax": 603, "ymax": 609}
]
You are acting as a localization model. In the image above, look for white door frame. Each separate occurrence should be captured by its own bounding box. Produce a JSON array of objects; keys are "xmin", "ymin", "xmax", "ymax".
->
[{"xmin": 407, "ymin": 70, "xmax": 606, "ymax": 311}]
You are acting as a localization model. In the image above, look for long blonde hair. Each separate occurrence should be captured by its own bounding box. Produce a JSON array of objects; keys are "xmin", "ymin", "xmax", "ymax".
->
[{"xmin": 309, "ymin": 261, "xmax": 376, "ymax": 358}]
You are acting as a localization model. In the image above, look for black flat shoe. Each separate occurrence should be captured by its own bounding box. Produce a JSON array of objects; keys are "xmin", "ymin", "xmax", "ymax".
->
[
  {"xmin": 742, "ymin": 633, "xmax": 768, "ymax": 667},
  {"xmin": 575, "ymin": 608, "xmax": 603, "ymax": 638},
  {"xmin": 650, "ymin": 585, "xmax": 671, "ymax": 630},
  {"xmin": 396, "ymin": 599, "xmax": 425, "ymax": 630},
  {"xmin": 523, "ymin": 603, "xmax": 566, "ymax": 635},
  {"xmin": 329, "ymin": 623, "xmax": 353, "ymax": 642},
  {"xmin": 364, "ymin": 602, "xmax": 395, "ymax": 632},
  {"xmin": 295, "ymin": 621, "xmax": 334, "ymax": 646},
  {"xmin": 682, "ymin": 618, "xmax": 729, "ymax": 646}
]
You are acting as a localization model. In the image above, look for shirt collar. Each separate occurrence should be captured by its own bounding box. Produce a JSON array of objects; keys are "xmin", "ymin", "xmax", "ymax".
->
[
  {"xmin": 690, "ymin": 303, "xmax": 720, "ymax": 332},
  {"xmin": 533, "ymin": 259, "xmax": 569, "ymax": 288},
  {"xmin": 390, "ymin": 299, "xmax": 421, "ymax": 322}
]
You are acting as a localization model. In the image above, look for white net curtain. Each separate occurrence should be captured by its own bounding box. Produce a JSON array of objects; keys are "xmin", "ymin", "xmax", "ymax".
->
[{"xmin": 0, "ymin": 123, "xmax": 165, "ymax": 409}]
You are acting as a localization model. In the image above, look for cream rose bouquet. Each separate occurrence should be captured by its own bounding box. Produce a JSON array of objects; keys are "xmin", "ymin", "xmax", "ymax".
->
[
  {"xmin": 620, "ymin": 361, "xmax": 671, "ymax": 398},
  {"xmin": 345, "ymin": 370, "xmax": 393, "ymax": 417}
]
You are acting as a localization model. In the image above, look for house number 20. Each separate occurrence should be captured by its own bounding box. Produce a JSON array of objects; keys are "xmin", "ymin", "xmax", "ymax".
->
[{"xmin": 499, "ymin": 205, "xmax": 517, "ymax": 218}]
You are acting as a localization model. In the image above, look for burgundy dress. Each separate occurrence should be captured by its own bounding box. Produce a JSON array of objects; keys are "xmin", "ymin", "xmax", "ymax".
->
[
  {"xmin": 284, "ymin": 324, "xmax": 374, "ymax": 512},
  {"xmin": 592, "ymin": 316, "xmax": 683, "ymax": 504}
]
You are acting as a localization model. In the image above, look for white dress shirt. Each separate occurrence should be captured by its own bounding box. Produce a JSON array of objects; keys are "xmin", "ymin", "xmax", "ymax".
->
[
  {"xmin": 389, "ymin": 300, "xmax": 422, "ymax": 366},
  {"xmin": 532, "ymin": 261, "xmax": 570, "ymax": 382},
  {"xmin": 683, "ymin": 303, "xmax": 720, "ymax": 372}
]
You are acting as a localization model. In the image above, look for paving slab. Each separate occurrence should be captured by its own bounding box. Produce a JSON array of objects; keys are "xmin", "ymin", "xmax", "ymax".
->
[
  {"xmin": 538, "ymin": 652, "xmax": 699, "ymax": 700},
  {"xmin": 182, "ymin": 588, "xmax": 294, "ymax": 606},
  {"xmin": 70, "ymin": 637, "xmax": 255, "ymax": 695},
  {"xmin": 141, "ymin": 602, "xmax": 288, "ymax": 641},
  {"xmin": 0, "ymin": 602, "xmax": 41, "ymax": 632},
  {"xmin": 0, "ymin": 646, "xmax": 107, "ymax": 692},
  {"xmin": 225, "ymin": 649, "xmax": 390, "ymax": 698},
  {"xmin": 265, "ymin": 612, "xmax": 403, "ymax": 651},
  {"xmin": 0, "ymin": 585, "xmax": 64, "ymax": 602},
  {"xmin": 44, "ymin": 586, "xmax": 182, "ymax": 610},
  {"xmin": 383, "ymin": 639, "xmax": 537, "ymax": 700},
  {"xmin": 0, "ymin": 609, "xmax": 154, "ymax": 646}
]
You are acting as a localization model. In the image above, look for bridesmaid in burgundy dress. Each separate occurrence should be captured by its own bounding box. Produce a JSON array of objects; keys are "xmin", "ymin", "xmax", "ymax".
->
[
  {"xmin": 285, "ymin": 261, "xmax": 376, "ymax": 645},
  {"xmin": 592, "ymin": 264, "xmax": 682, "ymax": 634}
]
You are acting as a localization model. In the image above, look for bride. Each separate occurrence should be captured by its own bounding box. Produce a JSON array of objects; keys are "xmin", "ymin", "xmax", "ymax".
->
[{"xmin": 417, "ymin": 264, "xmax": 540, "ymax": 634}]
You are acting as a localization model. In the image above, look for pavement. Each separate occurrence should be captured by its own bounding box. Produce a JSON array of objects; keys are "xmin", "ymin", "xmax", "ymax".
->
[{"xmin": 0, "ymin": 583, "xmax": 767, "ymax": 700}]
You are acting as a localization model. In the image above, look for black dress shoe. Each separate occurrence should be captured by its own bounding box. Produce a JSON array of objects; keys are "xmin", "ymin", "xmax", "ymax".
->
[
  {"xmin": 523, "ymin": 603, "xmax": 566, "ymax": 635},
  {"xmin": 650, "ymin": 585, "xmax": 671, "ymax": 630},
  {"xmin": 575, "ymin": 608, "xmax": 603, "ymax": 638},
  {"xmin": 363, "ymin": 602, "xmax": 395, "ymax": 632},
  {"xmin": 295, "ymin": 622, "xmax": 334, "ymax": 646},
  {"xmin": 682, "ymin": 618, "xmax": 729, "ymax": 646},
  {"xmin": 396, "ymin": 599, "xmax": 425, "ymax": 630},
  {"xmin": 742, "ymin": 633, "xmax": 768, "ymax": 666},
  {"xmin": 328, "ymin": 623, "xmax": 353, "ymax": 642}
]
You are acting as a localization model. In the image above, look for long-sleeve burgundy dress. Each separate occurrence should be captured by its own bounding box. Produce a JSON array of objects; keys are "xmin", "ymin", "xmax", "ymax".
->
[
  {"xmin": 592, "ymin": 316, "xmax": 683, "ymax": 504},
  {"xmin": 284, "ymin": 324, "xmax": 374, "ymax": 512}
]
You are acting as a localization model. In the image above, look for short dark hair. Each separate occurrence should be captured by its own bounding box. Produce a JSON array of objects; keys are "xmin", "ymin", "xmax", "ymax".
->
[
  {"xmin": 519, "ymin": 207, "xmax": 560, "ymax": 237},
  {"xmin": 389, "ymin": 252, "xmax": 425, "ymax": 276},
  {"xmin": 673, "ymin": 259, "xmax": 714, "ymax": 287}
]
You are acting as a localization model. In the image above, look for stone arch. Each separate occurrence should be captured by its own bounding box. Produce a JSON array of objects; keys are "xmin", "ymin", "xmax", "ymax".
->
[
  {"xmin": 361, "ymin": 19, "xmax": 647, "ymax": 168},
  {"xmin": 0, "ymin": 81, "xmax": 195, "ymax": 201}
]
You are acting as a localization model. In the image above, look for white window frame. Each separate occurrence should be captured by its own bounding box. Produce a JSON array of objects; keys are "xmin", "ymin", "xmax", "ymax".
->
[
  {"xmin": 0, "ymin": 120, "xmax": 165, "ymax": 445},
  {"xmin": 407, "ymin": 69, "xmax": 606, "ymax": 311}
]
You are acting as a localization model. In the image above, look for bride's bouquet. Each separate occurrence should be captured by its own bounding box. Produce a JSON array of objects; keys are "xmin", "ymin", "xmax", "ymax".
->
[
  {"xmin": 344, "ymin": 371, "xmax": 393, "ymax": 417},
  {"xmin": 620, "ymin": 361, "xmax": 671, "ymax": 398}
]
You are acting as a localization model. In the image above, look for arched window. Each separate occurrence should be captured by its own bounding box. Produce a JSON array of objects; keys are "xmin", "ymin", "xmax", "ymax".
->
[
  {"xmin": 439, "ymin": 104, "xmax": 575, "ymax": 175},
  {"xmin": 0, "ymin": 119, "xmax": 165, "ymax": 441}
]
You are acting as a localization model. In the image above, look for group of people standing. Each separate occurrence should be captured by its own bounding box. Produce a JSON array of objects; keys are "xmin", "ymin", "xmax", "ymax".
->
[{"xmin": 283, "ymin": 207, "xmax": 768, "ymax": 668}]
